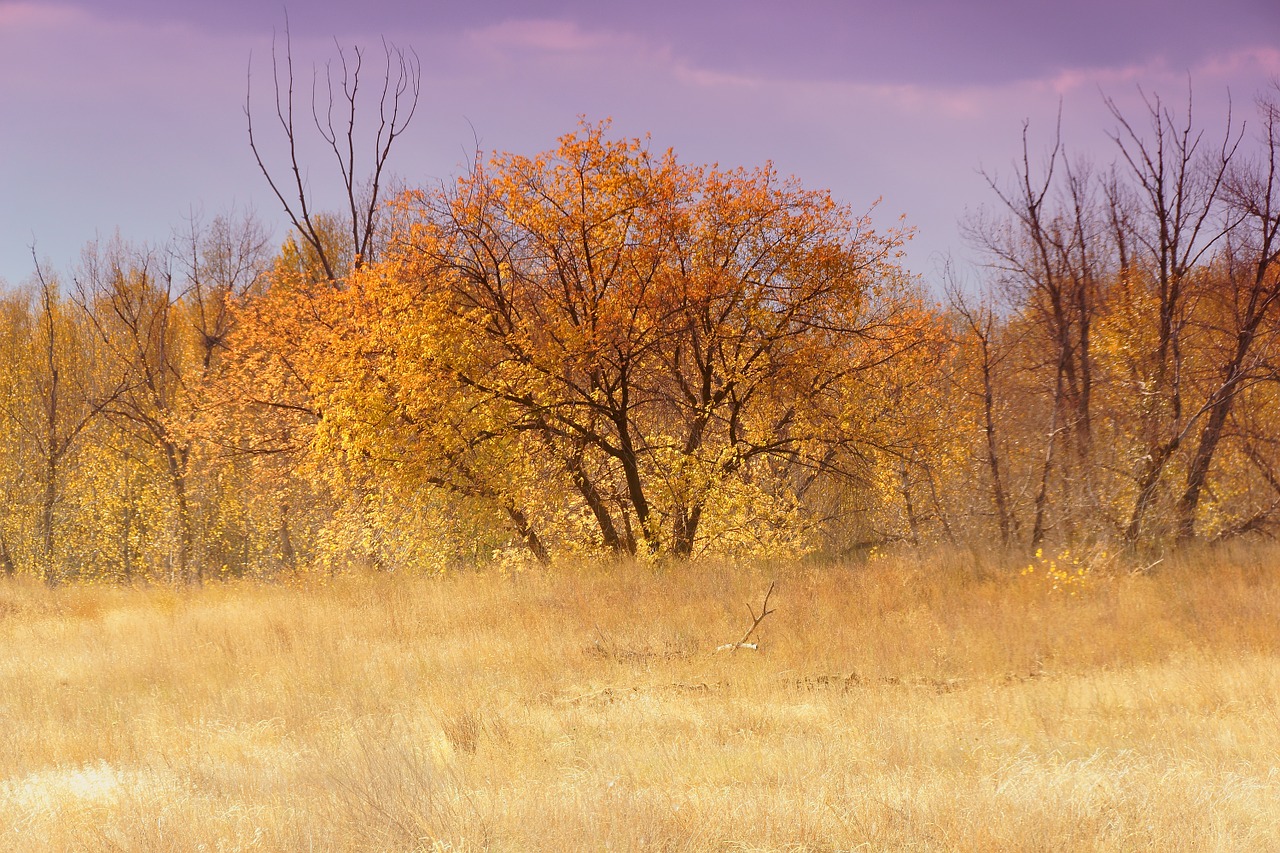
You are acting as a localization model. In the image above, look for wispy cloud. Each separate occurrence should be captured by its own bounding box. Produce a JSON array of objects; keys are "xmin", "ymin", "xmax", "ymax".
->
[
  {"xmin": 1036, "ymin": 48, "xmax": 1280, "ymax": 97},
  {"xmin": 1194, "ymin": 46, "xmax": 1280, "ymax": 81},
  {"xmin": 0, "ymin": 1, "xmax": 84, "ymax": 30},
  {"xmin": 460, "ymin": 17, "xmax": 662, "ymax": 65}
]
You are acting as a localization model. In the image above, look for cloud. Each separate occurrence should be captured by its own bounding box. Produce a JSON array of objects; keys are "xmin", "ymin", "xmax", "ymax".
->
[
  {"xmin": 466, "ymin": 18, "xmax": 613, "ymax": 55},
  {"xmin": 1036, "ymin": 47, "xmax": 1280, "ymax": 98},
  {"xmin": 458, "ymin": 17, "xmax": 669, "ymax": 68},
  {"xmin": 0, "ymin": 1, "xmax": 83, "ymax": 30},
  {"xmin": 1195, "ymin": 46, "xmax": 1280, "ymax": 81}
]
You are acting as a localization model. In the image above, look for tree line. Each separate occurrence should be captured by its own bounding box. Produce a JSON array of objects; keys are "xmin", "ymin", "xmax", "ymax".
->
[{"xmin": 2, "ymin": 49, "xmax": 1277, "ymax": 582}]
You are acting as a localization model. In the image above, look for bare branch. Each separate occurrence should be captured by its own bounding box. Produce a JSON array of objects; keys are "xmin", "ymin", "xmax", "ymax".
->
[{"xmin": 717, "ymin": 581, "xmax": 777, "ymax": 652}]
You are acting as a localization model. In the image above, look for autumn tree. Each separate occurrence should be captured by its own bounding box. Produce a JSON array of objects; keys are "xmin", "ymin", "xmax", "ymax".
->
[
  {"xmin": 7, "ymin": 262, "xmax": 122, "ymax": 583},
  {"xmin": 222, "ymin": 25, "xmax": 426, "ymax": 572},
  {"xmin": 967, "ymin": 114, "xmax": 1112, "ymax": 545},
  {"xmin": 70, "ymin": 240, "xmax": 199, "ymax": 581},
  {"xmin": 211, "ymin": 225, "xmax": 355, "ymax": 573},
  {"xmin": 171, "ymin": 211, "xmax": 274, "ymax": 576},
  {"xmin": 0, "ymin": 290, "xmax": 34, "ymax": 576},
  {"xmin": 1101, "ymin": 90, "xmax": 1242, "ymax": 542},
  {"xmin": 296, "ymin": 122, "xmax": 929, "ymax": 562}
]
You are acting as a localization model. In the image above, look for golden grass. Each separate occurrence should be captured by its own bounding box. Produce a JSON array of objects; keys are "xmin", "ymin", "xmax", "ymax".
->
[{"xmin": 2, "ymin": 546, "xmax": 1280, "ymax": 850}]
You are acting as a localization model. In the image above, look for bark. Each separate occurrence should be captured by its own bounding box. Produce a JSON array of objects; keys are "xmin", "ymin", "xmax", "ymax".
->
[
  {"xmin": 1175, "ymin": 296, "xmax": 1277, "ymax": 541},
  {"xmin": 1124, "ymin": 438, "xmax": 1179, "ymax": 543},
  {"xmin": 279, "ymin": 501, "xmax": 297, "ymax": 572},
  {"xmin": 672, "ymin": 504, "xmax": 704, "ymax": 559},
  {"xmin": 0, "ymin": 533, "xmax": 14, "ymax": 577},
  {"xmin": 563, "ymin": 442, "xmax": 626, "ymax": 554},
  {"xmin": 1032, "ymin": 372, "xmax": 1064, "ymax": 547},
  {"xmin": 900, "ymin": 464, "xmax": 921, "ymax": 547},
  {"xmin": 980, "ymin": 340, "xmax": 1014, "ymax": 545},
  {"xmin": 505, "ymin": 506, "xmax": 551, "ymax": 565},
  {"xmin": 163, "ymin": 442, "xmax": 196, "ymax": 583}
]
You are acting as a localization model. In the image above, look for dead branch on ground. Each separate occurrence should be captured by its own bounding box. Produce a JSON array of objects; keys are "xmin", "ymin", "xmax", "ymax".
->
[{"xmin": 717, "ymin": 581, "xmax": 776, "ymax": 652}]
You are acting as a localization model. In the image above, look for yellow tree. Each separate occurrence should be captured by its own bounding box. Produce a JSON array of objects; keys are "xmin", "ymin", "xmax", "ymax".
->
[
  {"xmin": 0, "ymin": 289, "xmax": 33, "ymax": 575},
  {"xmin": 72, "ymin": 240, "xmax": 204, "ymax": 581},
  {"xmin": 207, "ymin": 227, "xmax": 348, "ymax": 574},
  {"xmin": 6, "ymin": 263, "xmax": 122, "ymax": 583}
]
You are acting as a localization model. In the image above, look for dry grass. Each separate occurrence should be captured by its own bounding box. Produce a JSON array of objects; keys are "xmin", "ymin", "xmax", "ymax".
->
[{"xmin": 2, "ymin": 545, "xmax": 1280, "ymax": 850}]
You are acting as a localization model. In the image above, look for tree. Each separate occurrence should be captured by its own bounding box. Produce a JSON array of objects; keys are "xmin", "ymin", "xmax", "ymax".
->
[
  {"xmin": 246, "ymin": 19, "xmax": 420, "ymax": 283},
  {"xmin": 967, "ymin": 84, "xmax": 1280, "ymax": 549},
  {"xmin": 20, "ymin": 260, "xmax": 120, "ymax": 584},
  {"xmin": 1173, "ymin": 88, "xmax": 1280, "ymax": 540},
  {"xmin": 175, "ymin": 209, "xmax": 271, "ymax": 374},
  {"xmin": 300, "ymin": 122, "xmax": 928, "ymax": 561},
  {"xmin": 72, "ymin": 240, "xmax": 202, "ymax": 581},
  {"xmin": 232, "ymin": 23, "xmax": 424, "ymax": 573},
  {"xmin": 968, "ymin": 115, "xmax": 1108, "ymax": 545},
  {"xmin": 946, "ymin": 277, "xmax": 1019, "ymax": 546},
  {"xmin": 0, "ymin": 290, "xmax": 34, "ymax": 576},
  {"xmin": 1103, "ymin": 89, "xmax": 1242, "ymax": 542},
  {"xmin": 66, "ymin": 215, "xmax": 271, "ymax": 583}
]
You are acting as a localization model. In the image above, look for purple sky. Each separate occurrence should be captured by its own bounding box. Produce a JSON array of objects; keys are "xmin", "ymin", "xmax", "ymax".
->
[{"xmin": 2, "ymin": 0, "xmax": 1278, "ymax": 287}]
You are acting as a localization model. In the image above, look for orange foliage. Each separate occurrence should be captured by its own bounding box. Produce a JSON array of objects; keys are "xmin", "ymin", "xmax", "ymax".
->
[{"xmin": 247, "ymin": 121, "xmax": 934, "ymax": 561}]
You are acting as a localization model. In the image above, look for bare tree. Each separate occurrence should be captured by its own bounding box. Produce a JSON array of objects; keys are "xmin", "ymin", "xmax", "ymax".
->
[
  {"xmin": 1174, "ymin": 89, "xmax": 1280, "ymax": 540},
  {"xmin": 246, "ymin": 16, "xmax": 421, "ymax": 283},
  {"xmin": 946, "ymin": 276, "xmax": 1019, "ymax": 546},
  {"xmin": 968, "ymin": 115, "xmax": 1105, "ymax": 545},
  {"xmin": 1104, "ymin": 87, "xmax": 1243, "ymax": 542},
  {"xmin": 174, "ymin": 209, "xmax": 271, "ymax": 374}
]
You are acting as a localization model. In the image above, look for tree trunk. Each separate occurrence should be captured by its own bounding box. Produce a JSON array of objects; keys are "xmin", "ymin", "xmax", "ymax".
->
[
  {"xmin": 900, "ymin": 464, "xmax": 921, "ymax": 547},
  {"xmin": 1124, "ymin": 439, "xmax": 1179, "ymax": 544},
  {"xmin": 1031, "ymin": 385, "xmax": 1062, "ymax": 548},
  {"xmin": 0, "ymin": 532, "xmax": 15, "ymax": 577},
  {"xmin": 164, "ymin": 442, "xmax": 196, "ymax": 584},
  {"xmin": 506, "ymin": 505, "xmax": 551, "ymax": 565},
  {"xmin": 41, "ymin": 452, "xmax": 58, "ymax": 587},
  {"xmin": 564, "ymin": 444, "xmax": 626, "ymax": 554},
  {"xmin": 278, "ymin": 501, "xmax": 298, "ymax": 572},
  {"xmin": 981, "ymin": 354, "xmax": 1014, "ymax": 545},
  {"xmin": 672, "ymin": 503, "xmax": 704, "ymax": 558},
  {"xmin": 615, "ymin": 430, "xmax": 657, "ymax": 554},
  {"xmin": 1174, "ymin": 310, "xmax": 1271, "ymax": 541}
]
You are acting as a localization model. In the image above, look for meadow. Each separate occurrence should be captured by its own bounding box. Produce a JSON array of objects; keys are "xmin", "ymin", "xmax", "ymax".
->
[{"xmin": 2, "ymin": 546, "xmax": 1279, "ymax": 851}]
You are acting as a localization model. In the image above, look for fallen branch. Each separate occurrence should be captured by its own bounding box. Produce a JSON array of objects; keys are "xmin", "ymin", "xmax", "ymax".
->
[
  {"xmin": 1130, "ymin": 557, "xmax": 1164, "ymax": 576},
  {"xmin": 716, "ymin": 581, "xmax": 776, "ymax": 652}
]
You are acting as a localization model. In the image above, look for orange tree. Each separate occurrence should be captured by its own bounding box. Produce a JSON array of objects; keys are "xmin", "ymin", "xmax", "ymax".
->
[{"xmin": 267, "ymin": 122, "xmax": 934, "ymax": 561}]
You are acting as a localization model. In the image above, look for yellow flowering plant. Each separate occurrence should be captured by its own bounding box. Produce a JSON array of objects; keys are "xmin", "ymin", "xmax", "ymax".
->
[{"xmin": 1021, "ymin": 546, "xmax": 1113, "ymax": 595}]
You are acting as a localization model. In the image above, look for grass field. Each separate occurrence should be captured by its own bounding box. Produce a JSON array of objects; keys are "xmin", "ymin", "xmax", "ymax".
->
[{"xmin": 2, "ymin": 546, "xmax": 1279, "ymax": 851}]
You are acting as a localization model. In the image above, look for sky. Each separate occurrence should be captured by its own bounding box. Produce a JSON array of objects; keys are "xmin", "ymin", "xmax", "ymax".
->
[{"xmin": 2, "ymin": 0, "xmax": 1278, "ymax": 288}]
